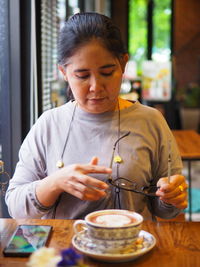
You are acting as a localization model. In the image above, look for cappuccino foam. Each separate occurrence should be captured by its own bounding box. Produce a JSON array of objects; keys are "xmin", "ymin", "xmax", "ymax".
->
[{"xmin": 90, "ymin": 214, "xmax": 136, "ymax": 227}]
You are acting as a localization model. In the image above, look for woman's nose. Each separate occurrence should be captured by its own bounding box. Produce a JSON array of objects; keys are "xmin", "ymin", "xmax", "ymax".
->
[{"xmin": 89, "ymin": 76, "xmax": 104, "ymax": 92}]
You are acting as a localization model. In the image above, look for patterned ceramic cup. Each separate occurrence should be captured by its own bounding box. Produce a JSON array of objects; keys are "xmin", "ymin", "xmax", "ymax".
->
[{"xmin": 73, "ymin": 209, "xmax": 143, "ymax": 253}]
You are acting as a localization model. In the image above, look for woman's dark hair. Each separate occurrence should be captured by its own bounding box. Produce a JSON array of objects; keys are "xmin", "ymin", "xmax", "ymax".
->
[{"xmin": 58, "ymin": 12, "xmax": 127, "ymax": 65}]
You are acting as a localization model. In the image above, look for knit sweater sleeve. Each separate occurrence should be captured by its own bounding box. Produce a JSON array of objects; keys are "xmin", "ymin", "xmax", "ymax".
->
[
  {"xmin": 146, "ymin": 108, "xmax": 183, "ymax": 219},
  {"xmin": 5, "ymin": 111, "xmax": 55, "ymax": 218}
]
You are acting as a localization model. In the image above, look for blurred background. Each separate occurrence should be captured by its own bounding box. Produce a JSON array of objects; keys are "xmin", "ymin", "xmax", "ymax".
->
[{"xmin": 0, "ymin": 0, "xmax": 200, "ymax": 217}]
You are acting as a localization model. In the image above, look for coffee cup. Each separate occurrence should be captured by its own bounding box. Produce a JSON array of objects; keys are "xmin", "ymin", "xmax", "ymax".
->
[{"xmin": 73, "ymin": 209, "xmax": 143, "ymax": 253}]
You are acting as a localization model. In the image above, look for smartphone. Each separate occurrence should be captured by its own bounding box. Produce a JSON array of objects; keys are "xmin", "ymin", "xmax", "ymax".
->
[{"xmin": 3, "ymin": 224, "xmax": 52, "ymax": 257}]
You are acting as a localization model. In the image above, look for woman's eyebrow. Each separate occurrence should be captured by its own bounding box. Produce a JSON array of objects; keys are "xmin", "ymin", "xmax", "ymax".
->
[
  {"xmin": 74, "ymin": 68, "xmax": 89, "ymax": 73},
  {"xmin": 74, "ymin": 64, "xmax": 116, "ymax": 73},
  {"xmin": 100, "ymin": 64, "xmax": 116, "ymax": 69}
]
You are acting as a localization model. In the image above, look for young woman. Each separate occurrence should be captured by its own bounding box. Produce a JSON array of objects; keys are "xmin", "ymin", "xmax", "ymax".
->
[{"xmin": 6, "ymin": 12, "xmax": 187, "ymax": 220}]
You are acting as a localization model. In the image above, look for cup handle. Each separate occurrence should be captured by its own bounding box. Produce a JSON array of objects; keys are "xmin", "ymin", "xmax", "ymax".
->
[{"xmin": 73, "ymin": 219, "xmax": 87, "ymax": 234}]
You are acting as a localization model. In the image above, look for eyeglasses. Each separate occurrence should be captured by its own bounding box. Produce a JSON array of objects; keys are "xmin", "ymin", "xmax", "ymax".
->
[
  {"xmin": 0, "ymin": 160, "xmax": 10, "ymax": 195},
  {"xmin": 107, "ymin": 132, "xmax": 159, "ymax": 197}
]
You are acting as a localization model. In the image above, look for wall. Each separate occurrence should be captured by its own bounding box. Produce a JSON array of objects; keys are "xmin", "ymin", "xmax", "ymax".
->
[
  {"xmin": 111, "ymin": 0, "xmax": 128, "ymax": 50},
  {"xmin": 173, "ymin": 0, "xmax": 200, "ymax": 90}
]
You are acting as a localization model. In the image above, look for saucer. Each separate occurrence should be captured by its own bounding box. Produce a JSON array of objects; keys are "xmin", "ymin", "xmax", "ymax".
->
[{"xmin": 72, "ymin": 230, "xmax": 156, "ymax": 263}]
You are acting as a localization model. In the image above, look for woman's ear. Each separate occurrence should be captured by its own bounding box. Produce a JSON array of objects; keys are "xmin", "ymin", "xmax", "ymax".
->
[
  {"xmin": 120, "ymin": 53, "xmax": 129, "ymax": 73},
  {"xmin": 58, "ymin": 65, "xmax": 68, "ymax": 81}
]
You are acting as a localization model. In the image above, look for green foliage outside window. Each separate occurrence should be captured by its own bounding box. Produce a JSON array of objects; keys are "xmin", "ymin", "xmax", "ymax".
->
[
  {"xmin": 128, "ymin": 0, "xmax": 147, "ymax": 74},
  {"xmin": 153, "ymin": 0, "xmax": 171, "ymax": 61},
  {"xmin": 128, "ymin": 0, "xmax": 171, "ymax": 74}
]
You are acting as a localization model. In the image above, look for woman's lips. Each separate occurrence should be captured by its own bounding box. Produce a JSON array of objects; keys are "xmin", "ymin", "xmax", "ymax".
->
[{"xmin": 88, "ymin": 98, "xmax": 106, "ymax": 103}]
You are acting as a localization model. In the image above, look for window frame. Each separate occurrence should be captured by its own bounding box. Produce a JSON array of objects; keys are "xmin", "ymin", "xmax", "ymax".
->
[{"xmin": 0, "ymin": 0, "xmax": 22, "ymax": 217}]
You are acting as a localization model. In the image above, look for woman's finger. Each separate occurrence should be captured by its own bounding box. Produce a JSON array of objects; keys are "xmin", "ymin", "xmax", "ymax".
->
[
  {"xmin": 74, "ymin": 163, "xmax": 112, "ymax": 175},
  {"xmin": 168, "ymin": 174, "xmax": 186, "ymax": 187},
  {"xmin": 156, "ymin": 182, "xmax": 188, "ymax": 199},
  {"xmin": 157, "ymin": 175, "xmax": 186, "ymax": 188},
  {"xmin": 89, "ymin": 156, "xmax": 99, "ymax": 165},
  {"xmin": 76, "ymin": 173, "xmax": 108, "ymax": 190},
  {"xmin": 65, "ymin": 180, "xmax": 106, "ymax": 201}
]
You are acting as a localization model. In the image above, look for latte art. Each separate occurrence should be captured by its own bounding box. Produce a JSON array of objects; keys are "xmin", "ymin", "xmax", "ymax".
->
[{"xmin": 90, "ymin": 214, "xmax": 136, "ymax": 227}]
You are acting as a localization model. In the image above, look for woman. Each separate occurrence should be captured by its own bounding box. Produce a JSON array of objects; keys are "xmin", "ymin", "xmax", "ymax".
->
[{"xmin": 6, "ymin": 12, "xmax": 187, "ymax": 220}]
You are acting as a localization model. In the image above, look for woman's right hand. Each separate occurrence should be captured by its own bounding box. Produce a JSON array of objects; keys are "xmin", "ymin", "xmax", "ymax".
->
[
  {"xmin": 52, "ymin": 157, "xmax": 111, "ymax": 201},
  {"xmin": 36, "ymin": 157, "xmax": 111, "ymax": 207}
]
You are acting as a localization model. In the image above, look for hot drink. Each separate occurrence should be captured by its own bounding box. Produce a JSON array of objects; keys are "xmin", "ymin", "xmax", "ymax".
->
[
  {"xmin": 73, "ymin": 209, "xmax": 143, "ymax": 253},
  {"xmin": 88, "ymin": 211, "xmax": 137, "ymax": 227}
]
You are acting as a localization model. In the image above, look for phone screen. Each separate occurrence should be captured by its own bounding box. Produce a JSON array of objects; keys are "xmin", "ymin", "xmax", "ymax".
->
[{"xmin": 3, "ymin": 225, "xmax": 52, "ymax": 257}]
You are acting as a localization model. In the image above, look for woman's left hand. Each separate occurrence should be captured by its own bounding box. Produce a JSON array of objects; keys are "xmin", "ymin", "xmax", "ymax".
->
[{"xmin": 156, "ymin": 174, "xmax": 188, "ymax": 210}]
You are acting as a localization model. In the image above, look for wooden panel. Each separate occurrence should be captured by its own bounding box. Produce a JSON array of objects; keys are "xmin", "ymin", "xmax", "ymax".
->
[
  {"xmin": 173, "ymin": 0, "xmax": 200, "ymax": 90},
  {"xmin": 111, "ymin": 0, "xmax": 128, "ymax": 50},
  {"xmin": 172, "ymin": 130, "xmax": 200, "ymax": 159},
  {"xmin": 0, "ymin": 219, "xmax": 200, "ymax": 266}
]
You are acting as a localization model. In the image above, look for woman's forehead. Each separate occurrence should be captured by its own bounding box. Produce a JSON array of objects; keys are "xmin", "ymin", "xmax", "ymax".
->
[{"xmin": 66, "ymin": 40, "xmax": 119, "ymax": 68}]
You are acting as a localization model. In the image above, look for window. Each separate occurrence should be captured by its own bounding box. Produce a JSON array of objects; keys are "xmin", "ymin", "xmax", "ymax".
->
[
  {"xmin": 41, "ymin": 0, "xmax": 66, "ymax": 112},
  {"xmin": 129, "ymin": 0, "xmax": 147, "ymax": 73},
  {"xmin": 0, "ymin": 0, "xmax": 21, "ymax": 217},
  {"xmin": 152, "ymin": 0, "xmax": 172, "ymax": 61},
  {"xmin": 129, "ymin": 0, "xmax": 172, "ymax": 73}
]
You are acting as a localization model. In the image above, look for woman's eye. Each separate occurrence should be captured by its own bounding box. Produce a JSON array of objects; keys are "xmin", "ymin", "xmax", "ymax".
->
[
  {"xmin": 76, "ymin": 74, "xmax": 89, "ymax": 79},
  {"xmin": 101, "ymin": 71, "xmax": 114, "ymax": 77},
  {"xmin": 75, "ymin": 71, "xmax": 114, "ymax": 79}
]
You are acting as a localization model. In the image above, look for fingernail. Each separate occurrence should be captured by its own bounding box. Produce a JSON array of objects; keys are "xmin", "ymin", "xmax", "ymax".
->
[{"xmin": 103, "ymin": 184, "xmax": 108, "ymax": 189}]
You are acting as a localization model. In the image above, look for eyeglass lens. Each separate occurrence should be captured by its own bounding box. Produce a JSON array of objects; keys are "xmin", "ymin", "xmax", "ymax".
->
[{"xmin": 110, "ymin": 177, "xmax": 159, "ymax": 197}]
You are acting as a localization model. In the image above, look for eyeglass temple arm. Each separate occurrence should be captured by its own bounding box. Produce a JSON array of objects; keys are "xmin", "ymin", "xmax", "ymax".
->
[{"xmin": 107, "ymin": 131, "xmax": 131, "ymax": 182}]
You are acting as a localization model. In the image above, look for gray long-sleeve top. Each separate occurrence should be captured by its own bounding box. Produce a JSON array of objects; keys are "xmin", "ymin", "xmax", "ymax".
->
[{"xmin": 5, "ymin": 101, "xmax": 182, "ymax": 220}]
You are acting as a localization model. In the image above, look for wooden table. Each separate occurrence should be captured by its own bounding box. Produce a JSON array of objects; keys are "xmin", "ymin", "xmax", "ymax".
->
[
  {"xmin": 172, "ymin": 130, "xmax": 200, "ymax": 220},
  {"xmin": 0, "ymin": 219, "xmax": 200, "ymax": 267}
]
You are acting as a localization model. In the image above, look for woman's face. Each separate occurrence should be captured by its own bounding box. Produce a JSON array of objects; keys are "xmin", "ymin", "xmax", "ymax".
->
[{"xmin": 59, "ymin": 40, "xmax": 128, "ymax": 113}]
